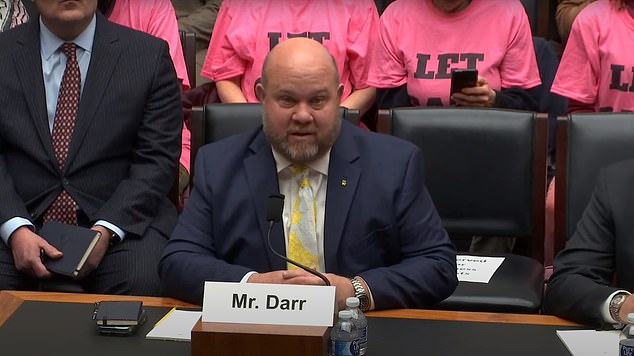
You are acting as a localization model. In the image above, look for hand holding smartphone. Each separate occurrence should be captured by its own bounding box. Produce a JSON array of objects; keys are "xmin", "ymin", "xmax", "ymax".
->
[{"xmin": 450, "ymin": 69, "xmax": 478, "ymax": 96}]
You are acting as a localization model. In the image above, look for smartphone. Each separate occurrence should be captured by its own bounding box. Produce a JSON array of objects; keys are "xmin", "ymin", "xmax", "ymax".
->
[{"xmin": 450, "ymin": 69, "xmax": 478, "ymax": 95}]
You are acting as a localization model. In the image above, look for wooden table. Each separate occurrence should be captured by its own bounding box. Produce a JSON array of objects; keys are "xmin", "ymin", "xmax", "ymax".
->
[
  {"xmin": 0, "ymin": 290, "xmax": 196, "ymax": 327},
  {"xmin": 1, "ymin": 289, "xmax": 579, "ymax": 328},
  {"xmin": 0, "ymin": 290, "xmax": 582, "ymax": 356}
]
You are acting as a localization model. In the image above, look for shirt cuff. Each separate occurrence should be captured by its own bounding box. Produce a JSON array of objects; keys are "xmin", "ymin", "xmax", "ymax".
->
[
  {"xmin": 94, "ymin": 220, "xmax": 125, "ymax": 241},
  {"xmin": 0, "ymin": 217, "xmax": 35, "ymax": 245},
  {"xmin": 240, "ymin": 271, "xmax": 257, "ymax": 283},
  {"xmin": 602, "ymin": 290, "xmax": 631, "ymax": 324}
]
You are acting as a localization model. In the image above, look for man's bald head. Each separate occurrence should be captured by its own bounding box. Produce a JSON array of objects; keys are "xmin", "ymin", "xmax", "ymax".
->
[
  {"xmin": 260, "ymin": 37, "xmax": 340, "ymax": 88},
  {"xmin": 256, "ymin": 37, "xmax": 344, "ymax": 165}
]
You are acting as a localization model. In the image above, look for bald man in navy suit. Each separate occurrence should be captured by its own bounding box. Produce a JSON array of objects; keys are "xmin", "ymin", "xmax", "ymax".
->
[{"xmin": 160, "ymin": 38, "xmax": 457, "ymax": 309}]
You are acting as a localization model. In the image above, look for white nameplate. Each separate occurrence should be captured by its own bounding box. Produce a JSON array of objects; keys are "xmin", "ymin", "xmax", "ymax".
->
[{"xmin": 202, "ymin": 281, "xmax": 336, "ymax": 326}]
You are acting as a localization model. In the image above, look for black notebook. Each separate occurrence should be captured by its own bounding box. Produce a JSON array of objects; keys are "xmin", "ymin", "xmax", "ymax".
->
[
  {"xmin": 39, "ymin": 221, "xmax": 101, "ymax": 277},
  {"xmin": 93, "ymin": 301, "xmax": 145, "ymax": 326}
]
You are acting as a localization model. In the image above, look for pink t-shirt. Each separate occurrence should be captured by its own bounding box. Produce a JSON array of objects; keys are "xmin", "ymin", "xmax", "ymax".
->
[
  {"xmin": 108, "ymin": 0, "xmax": 190, "ymax": 89},
  {"xmin": 366, "ymin": 0, "xmax": 541, "ymax": 107},
  {"xmin": 108, "ymin": 0, "xmax": 191, "ymax": 171},
  {"xmin": 552, "ymin": 0, "xmax": 634, "ymax": 112},
  {"xmin": 201, "ymin": 0, "xmax": 378, "ymax": 103}
]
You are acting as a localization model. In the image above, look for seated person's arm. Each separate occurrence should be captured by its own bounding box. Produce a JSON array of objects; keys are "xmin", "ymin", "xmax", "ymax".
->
[
  {"xmin": 544, "ymin": 166, "xmax": 625, "ymax": 327},
  {"xmin": 452, "ymin": 76, "xmax": 538, "ymax": 110},
  {"xmin": 566, "ymin": 98, "xmax": 594, "ymax": 113},
  {"xmin": 216, "ymin": 76, "xmax": 247, "ymax": 103},
  {"xmin": 352, "ymin": 148, "xmax": 458, "ymax": 310},
  {"xmin": 341, "ymin": 86, "xmax": 376, "ymax": 116},
  {"xmin": 96, "ymin": 41, "xmax": 182, "ymax": 236},
  {"xmin": 493, "ymin": 86, "xmax": 538, "ymax": 111}
]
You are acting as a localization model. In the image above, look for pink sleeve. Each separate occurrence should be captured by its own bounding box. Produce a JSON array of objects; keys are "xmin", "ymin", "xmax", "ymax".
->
[
  {"xmin": 180, "ymin": 124, "xmax": 191, "ymax": 172},
  {"xmin": 498, "ymin": 6, "xmax": 541, "ymax": 89},
  {"xmin": 147, "ymin": 0, "xmax": 190, "ymax": 89},
  {"xmin": 201, "ymin": 0, "xmax": 246, "ymax": 81},
  {"xmin": 365, "ymin": 5, "xmax": 408, "ymax": 88},
  {"xmin": 550, "ymin": 12, "xmax": 598, "ymax": 104},
  {"xmin": 346, "ymin": 1, "xmax": 379, "ymax": 89}
]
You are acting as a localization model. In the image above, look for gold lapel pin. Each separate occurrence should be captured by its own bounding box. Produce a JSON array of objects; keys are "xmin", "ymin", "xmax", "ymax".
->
[{"xmin": 341, "ymin": 179, "xmax": 347, "ymax": 186}]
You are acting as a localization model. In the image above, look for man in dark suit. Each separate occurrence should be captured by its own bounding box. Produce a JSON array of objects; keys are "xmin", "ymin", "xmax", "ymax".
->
[
  {"xmin": 159, "ymin": 37, "xmax": 457, "ymax": 309},
  {"xmin": 0, "ymin": 0, "xmax": 182, "ymax": 295},
  {"xmin": 544, "ymin": 159, "xmax": 634, "ymax": 327}
]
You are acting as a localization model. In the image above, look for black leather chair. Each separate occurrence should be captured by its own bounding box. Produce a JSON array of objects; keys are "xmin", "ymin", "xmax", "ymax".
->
[
  {"xmin": 553, "ymin": 112, "xmax": 634, "ymax": 255},
  {"xmin": 378, "ymin": 107, "xmax": 548, "ymax": 313},
  {"xmin": 189, "ymin": 103, "xmax": 359, "ymax": 186},
  {"xmin": 179, "ymin": 31, "xmax": 197, "ymax": 89}
]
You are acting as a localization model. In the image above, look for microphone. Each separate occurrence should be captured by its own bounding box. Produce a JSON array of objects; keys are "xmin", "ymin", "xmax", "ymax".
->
[{"xmin": 265, "ymin": 193, "xmax": 331, "ymax": 286}]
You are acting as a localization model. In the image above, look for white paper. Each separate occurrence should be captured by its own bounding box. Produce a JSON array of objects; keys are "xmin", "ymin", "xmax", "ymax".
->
[
  {"xmin": 556, "ymin": 329, "xmax": 620, "ymax": 356},
  {"xmin": 146, "ymin": 309, "xmax": 202, "ymax": 342},
  {"xmin": 202, "ymin": 281, "xmax": 336, "ymax": 326},
  {"xmin": 456, "ymin": 255, "xmax": 505, "ymax": 283}
]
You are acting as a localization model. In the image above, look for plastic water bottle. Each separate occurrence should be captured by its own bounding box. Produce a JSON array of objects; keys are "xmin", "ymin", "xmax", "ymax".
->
[
  {"xmin": 331, "ymin": 310, "xmax": 359, "ymax": 356},
  {"xmin": 346, "ymin": 297, "xmax": 367, "ymax": 355},
  {"xmin": 620, "ymin": 313, "xmax": 634, "ymax": 356}
]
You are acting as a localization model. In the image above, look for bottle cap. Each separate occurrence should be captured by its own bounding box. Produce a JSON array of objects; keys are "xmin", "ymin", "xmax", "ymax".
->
[
  {"xmin": 628, "ymin": 313, "xmax": 634, "ymax": 323},
  {"xmin": 346, "ymin": 297, "xmax": 360, "ymax": 308},
  {"xmin": 338, "ymin": 310, "xmax": 353, "ymax": 319}
]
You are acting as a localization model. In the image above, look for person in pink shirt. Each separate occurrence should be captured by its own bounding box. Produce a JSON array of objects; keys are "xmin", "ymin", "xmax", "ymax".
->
[
  {"xmin": 552, "ymin": 0, "xmax": 634, "ymax": 113},
  {"xmin": 366, "ymin": 0, "xmax": 541, "ymax": 110},
  {"xmin": 100, "ymin": 0, "xmax": 192, "ymax": 196},
  {"xmin": 201, "ymin": 0, "xmax": 378, "ymax": 116}
]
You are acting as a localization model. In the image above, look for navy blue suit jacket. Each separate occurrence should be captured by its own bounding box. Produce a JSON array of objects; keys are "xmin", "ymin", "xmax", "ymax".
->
[{"xmin": 160, "ymin": 121, "xmax": 457, "ymax": 307}]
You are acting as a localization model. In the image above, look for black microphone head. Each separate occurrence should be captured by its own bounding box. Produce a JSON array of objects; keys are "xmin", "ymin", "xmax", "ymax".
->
[{"xmin": 266, "ymin": 194, "xmax": 285, "ymax": 222}]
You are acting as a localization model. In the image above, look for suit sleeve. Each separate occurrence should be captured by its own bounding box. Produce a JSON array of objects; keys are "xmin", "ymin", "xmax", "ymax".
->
[
  {"xmin": 543, "ymin": 168, "xmax": 619, "ymax": 327},
  {"xmin": 159, "ymin": 150, "xmax": 252, "ymax": 304},
  {"xmin": 0, "ymin": 149, "xmax": 31, "ymax": 227},
  {"xmin": 95, "ymin": 41, "xmax": 182, "ymax": 237},
  {"xmin": 358, "ymin": 148, "xmax": 458, "ymax": 309}
]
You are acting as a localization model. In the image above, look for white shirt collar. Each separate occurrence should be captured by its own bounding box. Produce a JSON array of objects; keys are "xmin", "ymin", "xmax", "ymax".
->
[{"xmin": 271, "ymin": 146, "xmax": 331, "ymax": 177}]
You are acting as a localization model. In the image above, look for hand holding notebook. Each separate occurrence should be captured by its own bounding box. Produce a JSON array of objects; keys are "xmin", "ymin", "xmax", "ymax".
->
[{"xmin": 38, "ymin": 221, "xmax": 101, "ymax": 277}]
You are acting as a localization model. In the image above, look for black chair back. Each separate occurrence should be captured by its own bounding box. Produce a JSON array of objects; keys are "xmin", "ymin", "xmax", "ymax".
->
[
  {"xmin": 554, "ymin": 113, "xmax": 634, "ymax": 255},
  {"xmin": 190, "ymin": 103, "xmax": 359, "ymax": 186},
  {"xmin": 377, "ymin": 107, "xmax": 548, "ymax": 313},
  {"xmin": 379, "ymin": 107, "xmax": 548, "ymax": 262},
  {"xmin": 179, "ymin": 31, "xmax": 197, "ymax": 89}
]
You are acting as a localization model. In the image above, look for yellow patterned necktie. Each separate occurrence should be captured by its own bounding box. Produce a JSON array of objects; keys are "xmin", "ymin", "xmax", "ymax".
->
[
  {"xmin": 287, "ymin": 165, "xmax": 319, "ymax": 270},
  {"xmin": 43, "ymin": 43, "xmax": 80, "ymax": 225}
]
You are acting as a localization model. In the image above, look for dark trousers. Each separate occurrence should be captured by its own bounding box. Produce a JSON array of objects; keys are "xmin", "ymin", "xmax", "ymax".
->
[{"xmin": 0, "ymin": 226, "xmax": 167, "ymax": 296}]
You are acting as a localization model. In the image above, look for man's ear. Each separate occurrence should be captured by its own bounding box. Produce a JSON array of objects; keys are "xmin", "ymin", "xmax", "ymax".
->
[{"xmin": 255, "ymin": 82, "xmax": 265, "ymax": 101}]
